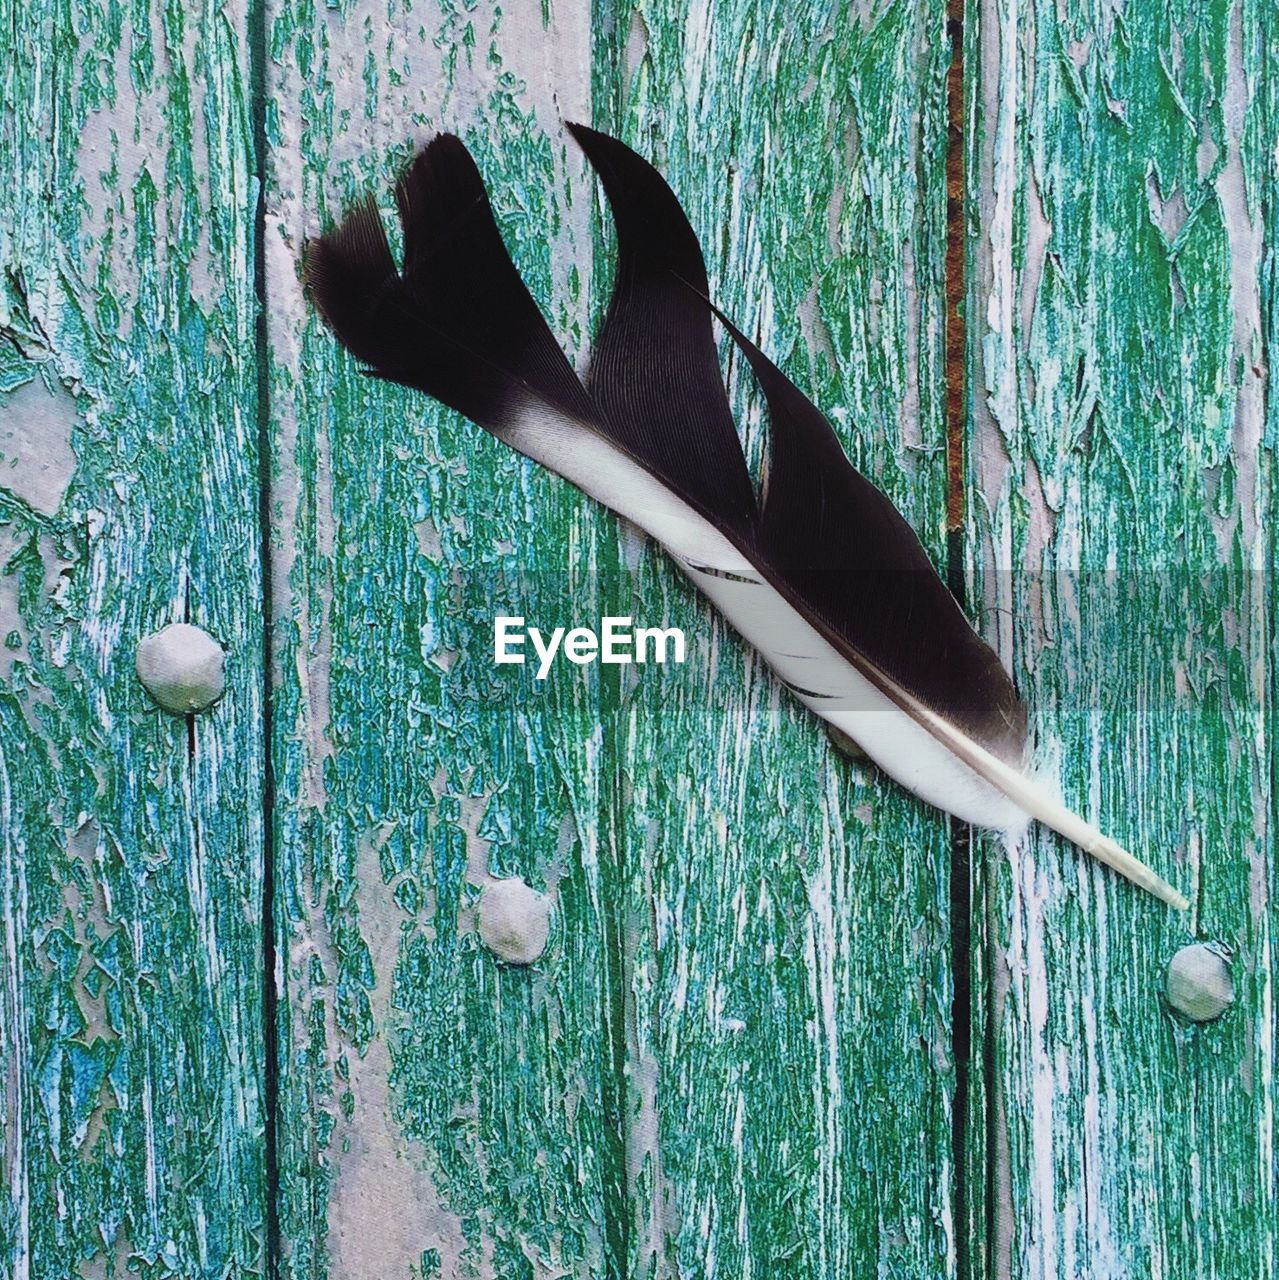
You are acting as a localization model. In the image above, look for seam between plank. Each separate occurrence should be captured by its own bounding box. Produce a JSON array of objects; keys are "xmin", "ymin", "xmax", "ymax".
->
[
  {"xmin": 248, "ymin": 0, "xmax": 282, "ymax": 1270},
  {"xmin": 944, "ymin": 1, "xmax": 977, "ymax": 1277}
]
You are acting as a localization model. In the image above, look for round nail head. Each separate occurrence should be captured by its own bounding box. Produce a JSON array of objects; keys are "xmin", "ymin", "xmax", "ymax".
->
[
  {"xmin": 136, "ymin": 623, "xmax": 226, "ymax": 714},
  {"xmin": 1165, "ymin": 944, "xmax": 1234, "ymax": 1023},
  {"xmin": 477, "ymin": 877, "xmax": 552, "ymax": 966}
]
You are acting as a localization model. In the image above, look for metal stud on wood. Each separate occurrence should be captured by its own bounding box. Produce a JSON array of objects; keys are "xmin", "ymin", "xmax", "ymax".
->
[
  {"xmin": 1165, "ymin": 944, "xmax": 1234, "ymax": 1023},
  {"xmin": 476, "ymin": 878, "xmax": 552, "ymax": 966},
  {"xmin": 136, "ymin": 622, "xmax": 226, "ymax": 714}
]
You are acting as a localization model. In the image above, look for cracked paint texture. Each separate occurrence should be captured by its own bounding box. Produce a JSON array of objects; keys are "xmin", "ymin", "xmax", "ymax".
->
[
  {"xmin": 0, "ymin": 0, "xmax": 266, "ymax": 1274},
  {"xmin": 965, "ymin": 0, "xmax": 1276, "ymax": 1275},
  {"xmin": 267, "ymin": 0, "xmax": 954, "ymax": 1276},
  {"xmin": 4, "ymin": 0, "xmax": 1276, "ymax": 1276},
  {"xmin": 264, "ymin": 4, "xmax": 616, "ymax": 1278},
  {"xmin": 592, "ymin": 2, "xmax": 956, "ymax": 1277}
]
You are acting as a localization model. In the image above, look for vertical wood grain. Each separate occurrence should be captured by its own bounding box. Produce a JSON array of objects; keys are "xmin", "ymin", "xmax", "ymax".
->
[
  {"xmin": 266, "ymin": 0, "xmax": 959, "ymax": 1275},
  {"xmin": 0, "ymin": 0, "xmax": 266, "ymax": 1274},
  {"xmin": 5, "ymin": 0, "xmax": 1273, "ymax": 1274},
  {"xmin": 261, "ymin": 6, "xmax": 626, "ymax": 1277},
  {"xmin": 964, "ymin": 0, "xmax": 1275, "ymax": 1274},
  {"xmin": 593, "ymin": 4, "xmax": 957, "ymax": 1276}
]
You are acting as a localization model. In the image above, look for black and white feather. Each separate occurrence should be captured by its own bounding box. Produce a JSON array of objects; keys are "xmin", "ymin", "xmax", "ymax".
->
[{"xmin": 304, "ymin": 126, "xmax": 1187, "ymax": 911}]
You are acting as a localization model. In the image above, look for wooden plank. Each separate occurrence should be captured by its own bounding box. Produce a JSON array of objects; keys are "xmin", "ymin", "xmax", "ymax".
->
[
  {"xmin": 0, "ymin": 0, "xmax": 266, "ymax": 1274},
  {"xmin": 964, "ymin": 0, "xmax": 1275, "ymax": 1274},
  {"xmin": 270, "ymin": 2, "xmax": 959, "ymax": 1276},
  {"xmin": 592, "ymin": 4, "xmax": 958, "ymax": 1276},
  {"xmin": 261, "ymin": 6, "xmax": 627, "ymax": 1277}
]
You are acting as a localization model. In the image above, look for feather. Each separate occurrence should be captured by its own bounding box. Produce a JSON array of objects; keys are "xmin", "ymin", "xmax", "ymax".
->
[
  {"xmin": 304, "ymin": 135, "xmax": 597, "ymax": 428},
  {"xmin": 303, "ymin": 128, "xmax": 1188, "ymax": 911}
]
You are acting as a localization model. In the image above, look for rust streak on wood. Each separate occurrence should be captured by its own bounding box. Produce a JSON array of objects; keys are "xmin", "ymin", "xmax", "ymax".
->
[{"xmin": 946, "ymin": 0, "xmax": 967, "ymax": 532}]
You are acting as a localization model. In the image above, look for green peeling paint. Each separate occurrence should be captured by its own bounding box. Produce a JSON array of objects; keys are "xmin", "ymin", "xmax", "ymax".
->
[
  {"xmin": 264, "ymin": 6, "xmax": 616, "ymax": 1277},
  {"xmin": 266, "ymin": 0, "xmax": 958, "ymax": 1274},
  {"xmin": 265, "ymin": 0, "xmax": 959, "ymax": 1272},
  {"xmin": 0, "ymin": 0, "xmax": 265, "ymax": 1275},
  {"xmin": 592, "ymin": 3, "xmax": 957, "ymax": 1277},
  {"xmin": 3, "ymin": 0, "xmax": 1275, "ymax": 1276},
  {"xmin": 964, "ymin": 0, "xmax": 1276, "ymax": 1275}
]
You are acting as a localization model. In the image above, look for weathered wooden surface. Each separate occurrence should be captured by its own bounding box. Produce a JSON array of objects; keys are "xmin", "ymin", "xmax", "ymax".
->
[
  {"xmin": 5, "ymin": 0, "xmax": 1275, "ymax": 1276},
  {"xmin": 262, "ymin": 6, "xmax": 620, "ymax": 1278},
  {"xmin": 593, "ymin": 3, "xmax": 957, "ymax": 1277},
  {"xmin": 964, "ymin": 0, "xmax": 1275, "ymax": 1274},
  {"xmin": 266, "ymin": 0, "xmax": 955, "ymax": 1275},
  {"xmin": 0, "ymin": 0, "xmax": 266, "ymax": 1275}
]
